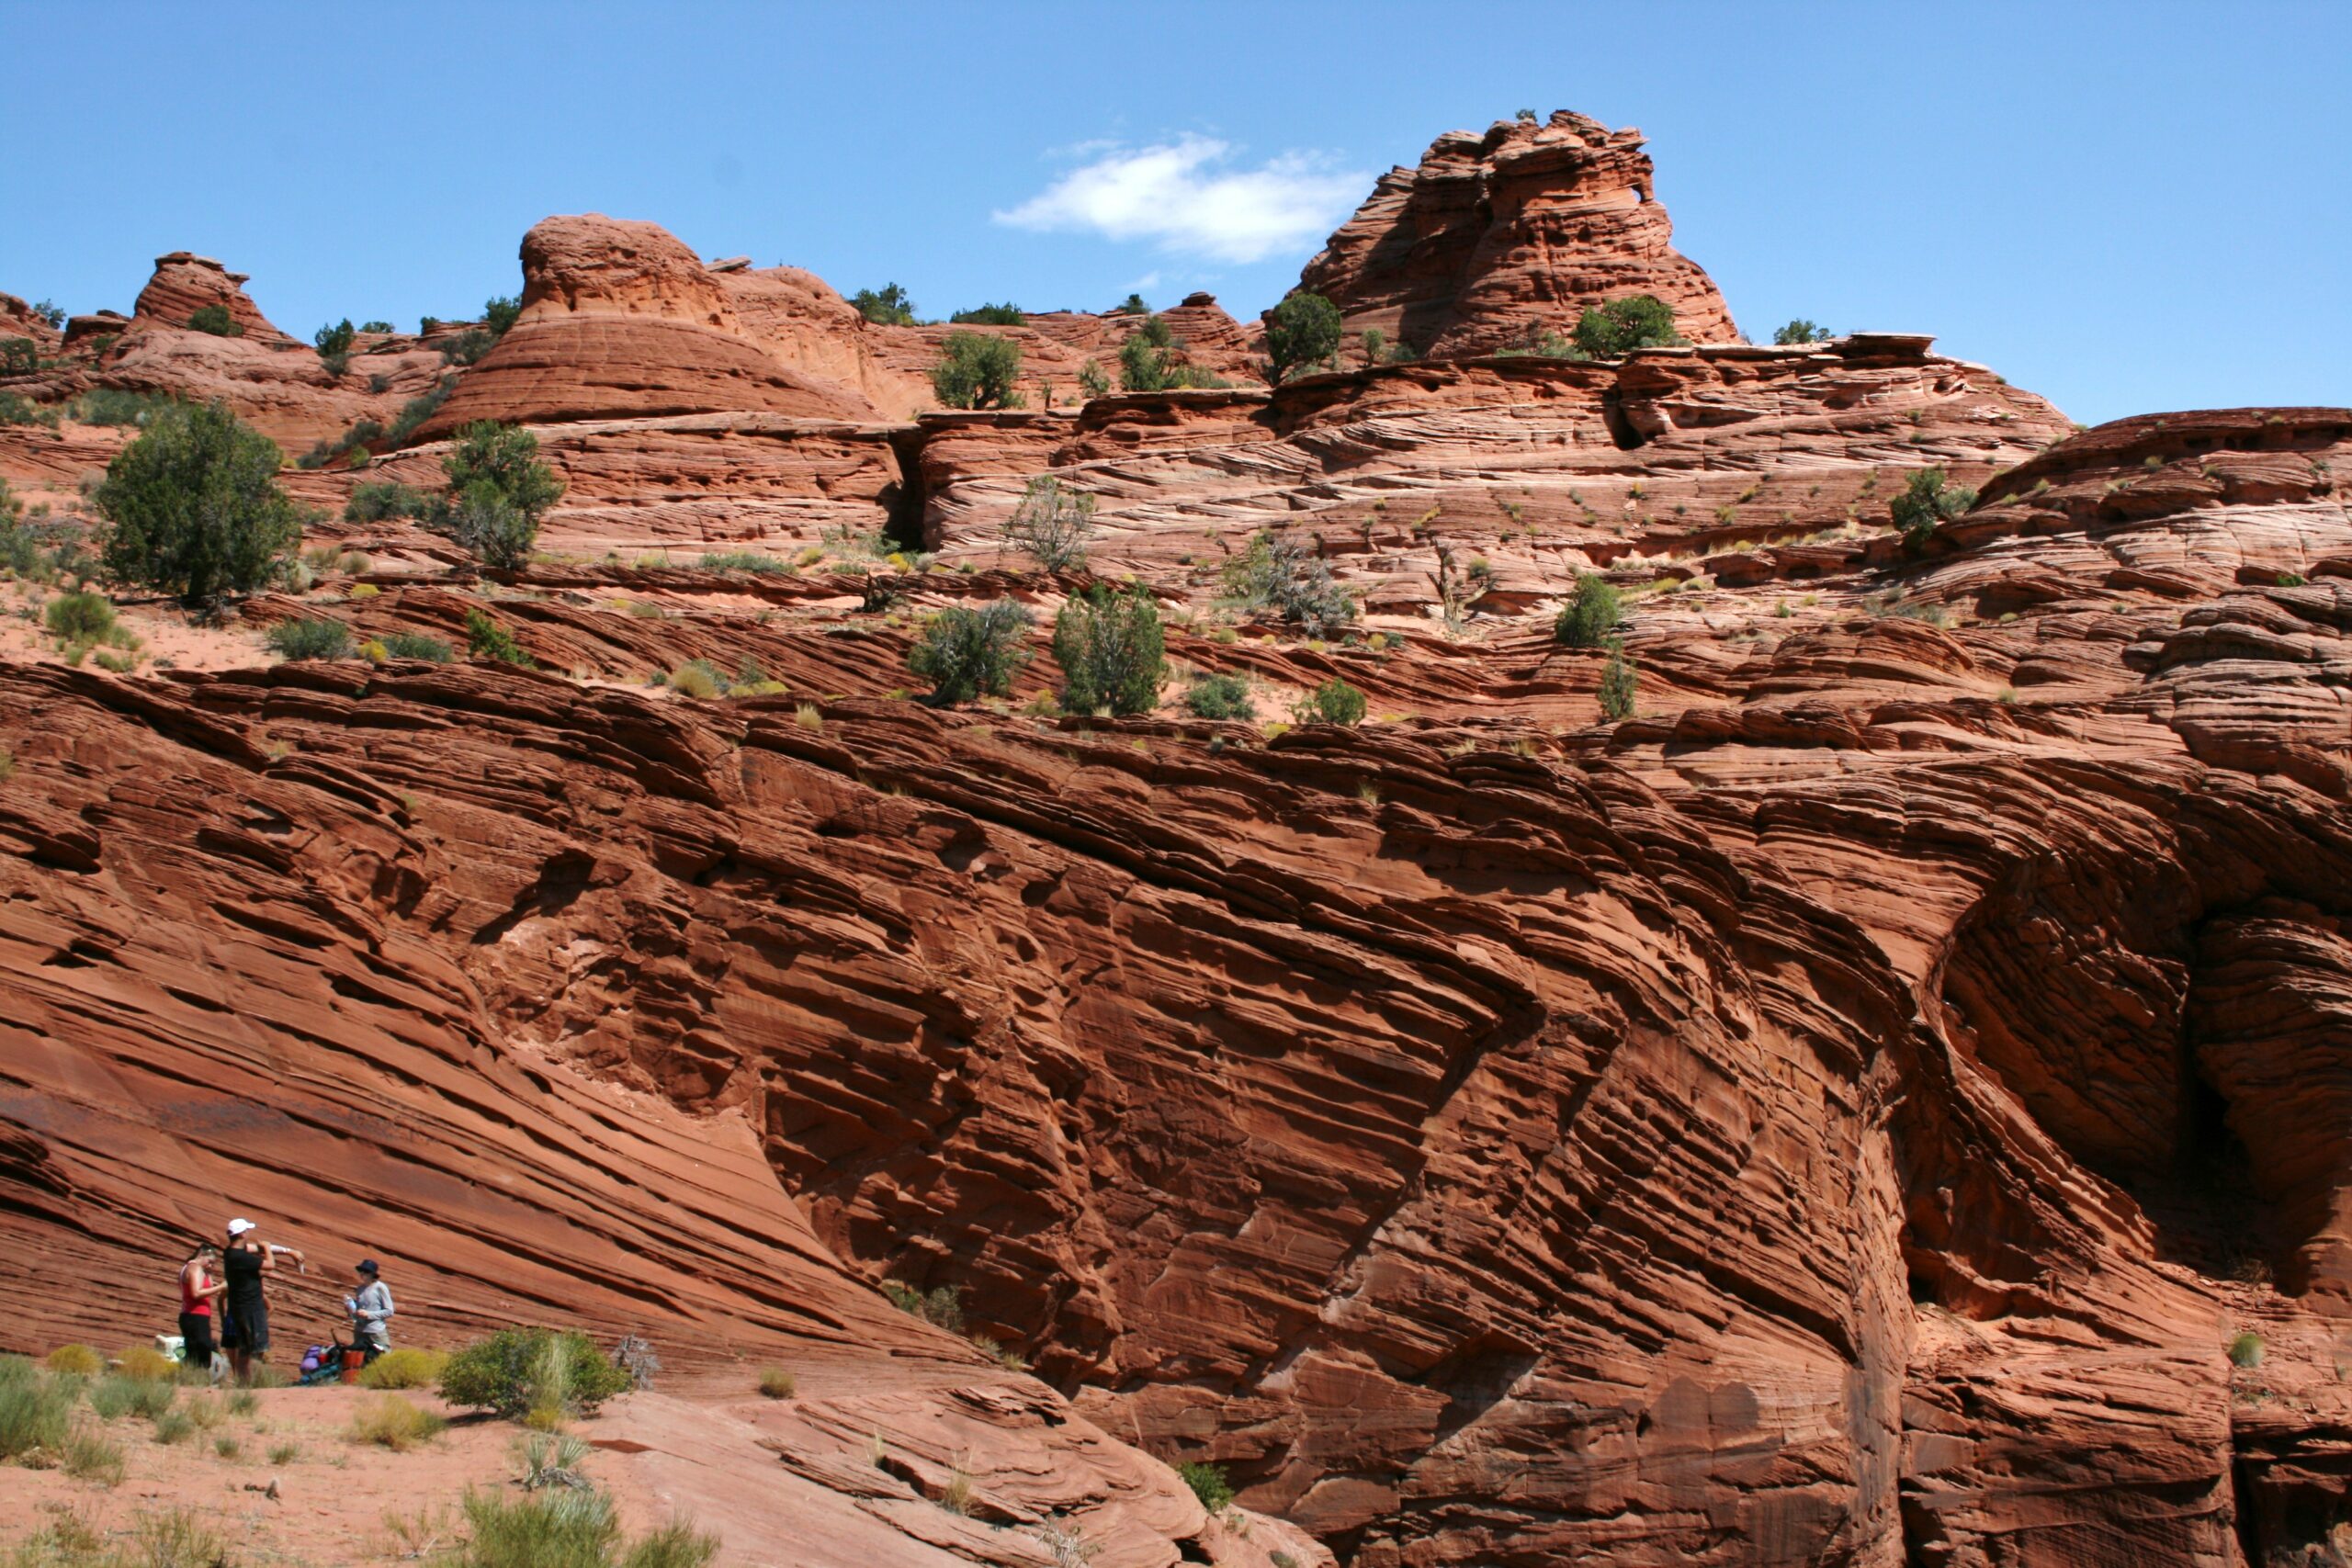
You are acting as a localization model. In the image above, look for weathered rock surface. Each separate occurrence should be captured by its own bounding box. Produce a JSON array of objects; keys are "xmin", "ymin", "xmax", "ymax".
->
[
  {"xmin": 1300, "ymin": 111, "xmax": 1741, "ymax": 356},
  {"xmin": 132, "ymin": 251, "xmax": 296, "ymax": 343}
]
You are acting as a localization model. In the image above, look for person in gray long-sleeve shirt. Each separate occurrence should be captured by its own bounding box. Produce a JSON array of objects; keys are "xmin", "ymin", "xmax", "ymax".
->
[{"xmin": 345, "ymin": 1259, "xmax": 395, "ymax": 1360}]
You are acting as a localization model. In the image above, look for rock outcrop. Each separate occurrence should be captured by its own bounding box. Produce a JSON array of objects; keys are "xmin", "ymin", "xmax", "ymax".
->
[
  {"xmin": 131, "ymin": 251, "xmax": 295, "ymax": 343},
  {"xmin": 1300, "ymin": 110, "xmax": 1740, "ymax": 356}
]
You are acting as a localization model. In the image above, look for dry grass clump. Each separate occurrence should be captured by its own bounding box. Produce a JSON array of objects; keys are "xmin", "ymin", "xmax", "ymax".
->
[
  {"xmin": 348, "ymin": 1393, "xmax": 448, "ymax": 1451},
  {"xmin": 755, "ymin": 1368, "xmax": 796, "ymax": 1400},
  {"xmin": 358, "ymin": 1348, "xmax": 450, "ymax": 1390}
]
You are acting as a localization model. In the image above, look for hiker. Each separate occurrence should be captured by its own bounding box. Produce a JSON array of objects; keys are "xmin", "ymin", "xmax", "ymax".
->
[
  {"xmin": 177, "ymin": 1243, "xmax": 225, "ymax": 1380},
  {"xmin": 345, "ymin": 1259, "xmax": 394, "ymax": 1362},
  {"xmin": 220, "ymin": 1217, "xmax": 305, "ymax": 1384}
]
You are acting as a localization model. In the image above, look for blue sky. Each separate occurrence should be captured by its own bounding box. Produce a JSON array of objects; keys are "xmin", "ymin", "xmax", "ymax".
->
[{"xmin": 2, "ymin": 1, "xmax": 2345, "ymax": 425}]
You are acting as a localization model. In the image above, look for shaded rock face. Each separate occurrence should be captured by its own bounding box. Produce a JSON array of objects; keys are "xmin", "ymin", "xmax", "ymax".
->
[{"xmin": 1300, "ymin": 111, "xmax": 1739, "ymax": 356}]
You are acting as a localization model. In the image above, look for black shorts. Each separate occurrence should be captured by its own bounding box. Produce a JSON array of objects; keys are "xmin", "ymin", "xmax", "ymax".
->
[
  {"xmin": 178, "ymin": 1313, "xmax": 216, "ymax": 1363},
  {"xmin": 220, "ymin": 1303, "xmax": 268, "ymax": 1355}
]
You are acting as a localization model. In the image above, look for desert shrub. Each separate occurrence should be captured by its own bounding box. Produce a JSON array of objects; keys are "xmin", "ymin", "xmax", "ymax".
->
[
  {"xmin": 0, "ymin": 337, "xmax": 40, "ymax": 377},
  {"xmin": 440, "ymin": 1328, "xmax": 631, "ymax": 1420},
  {"xmin": 484, "ymin": 295, "xmax": 523, "ymax": 337},
  {"xmin": 1185, "ymin": 672, "xmax": 1254, "ymax": 720},
  {"xmin": 950, "ymin": 302, "xmax": 1024, "ymax": 325},
  {"xmin": 447, "ymin": 483, "xmax": 534, "ymax": 570},
  {"xmin": 95, "ymin": 400, "xmax": 300, "ymax": 604},
  {"xmin": 266, "ymin": 618, "xmax": 352, "ymax": 661},
  {"xmin": 1052, "ymin": 585, "xmax": 1165, "ymax": 716},
  {"xmin": 87, "ymin": 1378, "xmax": 138, "ymax": 1420},
  {"xmin": 115, "ymin": 1346, "xmax": 177, "ymax": 1383},
  {"xmin": 380, "ymin": 631, "xmax": 455, "ymax": 663},
  {"xmin": 908, "ymin": 601, "xmax": 1033, "ymax": 704},
  {"xmin": 74, "ymin": 388, "xmax": 183, "ymax": 428},
  {"xmin": 1077, "ymin": 359, "xmax": 1109, "ymax": 400},
  {"xmin": 881, "ymin": 1280, "xmax": 967, "ymax": 1334},
  {"xmin": 314, "ymin": 318, "xmax": 356, "ymax": 375},
  {"xmin": 345, "ymin": 480, "xmax": 430, "ymax": 523},
  {"xmin": 32, "ymin": 299, "xmax": 65, "ymax": 329},
  {"xmin": 1221, "ymin": 532, "xmax": 1356, "ymax": 636},
  {"xmin": 349, "ymin": 1393, "xmax": 447, "ymax": 1451},
  {"xmin": 756, "ymin": 1368, "xmax": 796, "ymax": 1400},
  {"xmin": 1555, "ymin": 573, "xmax": 1621, "ymax": 648},
  {"xmin": 44, "ymin": 1346, "xmax": 103, "ymax": 1378},
  {"xmin": 385, "ymin": 375, "xmax": 456, "ymax": 446},
  {"xmin": 0, "ymin": 389, "xmax": 59, "ymax": 427},
  {"xmin": 182, "ymin": 1393, "xmax": 224, "ymax": 1430},
  {"xmin": 61, "ymin": 1426, "xmax": 125, "ymax": 1484},
  {"xmin": 1118, "ymin": 314, "xmax": 1184, "ymax": 392},
  {"xmin": 1598, "ymin": 640, "xmax": 1637, "ymax": 721},
  {"xmin": 697, "ymin": 550, "xmax": 788, "ymax": 574},
  {"xmin": 851, "ymin": 285, "xmax": 917, "ymax": 326},
  {"xmin": 45, "ymin": 592, "xmax": 115, "ymax": 644},
  {"xmin": 1571, "ymin": 295, "xmax": 1683, "ymax": 358},
  {"xmin": 464, "ymin": 607, "xmax": 534, "ymax": 667},
  {"xmin": 1001, "ymin": 475, "xmax": 1095, "ymax": 571},
  {"xmin": 359, "ymin": 319, "xmax": 393, "ymax": 333},
  {"xmin": 1176, "ymin": 1461, "xmax": 1234, "ymax": 1513},
  {"xmin": 0, "ymin": 1374, "xmax": 72, "ymax": 1458},
  {"xmin": 1295, "ymin": 678, "xmax": 1367, "ymax": 727},
  {"xmin": 932, "ymin": 332, "xmax": 1023, "ymax": 410},
  {"xmin": 667, "ymin": 660, "xmax": 723, "ymax": 699},
  {"xmin": 186, "ymin": 304, "xmax": 241, "ymax": 337},
  {"xmin": 1773, "ymin": 320, "xmax": 1831, "ymax": 345},
  {"xmin": 358, "ymin": 1348, "xmax": 449, "ymax": 1391},
  {"xmin": 1263, "ymin": 291, "xmax": 1341, "ymax": 382},
  {"xmin": 2228, "ymin": 1331, "xmax": 2264, "ymax": 1368},
  {"xmin": 1890, "ymin": 467, "xmax": 1977, "ymax": 551},
  {"xmin": 439, "ymin": 422, "xmax": 563, "ymax": 568}
]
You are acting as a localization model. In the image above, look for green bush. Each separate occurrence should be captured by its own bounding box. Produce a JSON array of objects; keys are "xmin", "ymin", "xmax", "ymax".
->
[
  {"xmin": 1598, "ymin": 640, "xmax": 1637, "ymax": 721},
  {"xmin": 950, "ymin": 302, "xmax": 1024, "ymax": 325},
  {"xmin": 460, "ymin": 1485, "xmax": 718, "ymax": 1568},
  {"xmin": 45, "ymin": 592, "xmax": 115, "ymax": 644},
  {"xmin": 484, "ymin": 295, "xmax": 523, "ymax": 337},
  {"xmin": 2228, "ymin": 1331, "xmax": 2264, "ymax": 1369},
  {"xmin": 1555, "ymin": 573, "xmax": 1621, "ymax": 648},
  {"xmin": 464, "ymin": 607, "xmax": 534, "ymax": 667},
  {"xmin": 1773, "ymin": 320, "xmax": 1831, "ymax": 345},
  {"xmin": 1571, "ymin": 295, "xmax": 1683, "ymax": 358},
  {"xmin": 1053, "ymin": 585, "xmax": 1165, "ymax": 716},
  {"xmin": 379, "ymin": 631, "xmax": 455, "ymax": 662},
  {"xmin": 441, "ymin": 327, "xmax": 496, "ymax": 366},
  {"xmin": 359, "ymin": 320, "xmax": 394, "ymax": 333},
  {"xmin": 0, "ymin": 1373, "xmax": 71, "ymax": 1458},
  {"xmin": 698, "ymin": 550, "xmax": 789, "ymax": 574},
  {"xmin": 1263, "ymin": 291, "xmax": 1341, "ymax": 382},
  {"xmin": 439, "ymin": 422, "xmax": 563, "ymax": 569},
  {"xmin": 62, "ymin": 1426, "xmax": 125, "ymax": 1484},
  {"xmin": 1220, "ymin": 532, "xmax": 1356, "ymax": 636},
  {"xmin": 0, "ymin": 389, "xmax": 58, "ymax": 428},
  {"xmin": 266, "ymin": 618, "xmax": 353, "ymax": 660},
  {"xmin": 1, "ymin": 337, "xmax": 40, "ymax": 376},
  {"xmin": 1295, "ymin": 677, "xmax": 1367, "ymax": 727},
  {"xmin": 95, "ymin": 400, "xmax": 300, "ymax": 604},
  {"xmin": 851, "ymin": 285, "xmax": 917, "ymax": 326},
  {"xmin": 31, "ymin": 299, "xmax": 65, "ymax": 329},
  {"xmin": 1077, "ymin": 359, "xmax": 1109, "ymax": 400},
  {"xmin": 345, "ymin": 480, "xmax": 430, "ymax": 523},
  {"xmin": 314, "ymin": 317, "xmax": 356, "ymax": 373},
  {"xmin": 932, "ymin": 332, "xmax": 1023, "ymax": 410},
  {"xmin": 186, "ymin": 304, "xmax": 242, "ymax": 337},
  {"xmin": 668, "ymin": 660, "xmax": 722, "ymax": 699},
  {"xmin": 1185, "ymin": 672, "xmax": 1254, "ymax": 720},
  {"xmin": 880, "ymin": 1280, "xmax": 966, "ymax": 1333},
  {"xmin": 1001, "ymin": 475, "xmax": 1095, "ymax": 571},
  {"xmin": 73, "ymin": 387, "xmax": 181, "ymax": 427},
  {"xmin": 1890, "ymin": 467, "xmax": 1977, "ymax": 552},
  {"xmin": 909, "ymin": 601, "xmax": 1033, "ymax": 704},
  {"xmin": 1119, "ymin": 314, "xmax": 1182, "ymax": 392},
  {"xmin": 439, "ymin": 1328, "xmax": 631, "ymax": 1420},
  {"xmin": 1176, "ymin": 1461, "xmax": 1235, "ymax": 1513}
]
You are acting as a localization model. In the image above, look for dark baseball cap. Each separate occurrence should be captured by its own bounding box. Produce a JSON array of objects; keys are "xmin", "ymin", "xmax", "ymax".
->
[{"xmin": 356, "ymin": 1258, "xmax": 379, "ymax": 1274}]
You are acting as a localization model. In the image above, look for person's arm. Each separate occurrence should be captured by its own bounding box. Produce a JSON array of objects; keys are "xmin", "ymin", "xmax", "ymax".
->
[
  {"xmin": 356, "ymin": 1284, "xmax": 394, "ymax": 1326},
  {"xmin": 200, "ymin": 1268, "xmax": 226, "ymax": 1303}
]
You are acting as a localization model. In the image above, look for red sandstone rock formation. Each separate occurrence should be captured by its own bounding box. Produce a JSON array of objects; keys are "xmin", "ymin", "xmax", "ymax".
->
[
  {"xmin": 131, "ymin": 251, "xmax": 295, "ymax": 343},
  {"xmin": 1300, "ymin": 110, "xmax": 1740, "ymax": 356}
]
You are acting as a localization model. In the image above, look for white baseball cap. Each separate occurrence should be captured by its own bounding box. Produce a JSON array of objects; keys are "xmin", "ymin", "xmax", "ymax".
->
[{"xmin": 226, "ymin": 1218, "xmax": 255, "ymax": 1235}]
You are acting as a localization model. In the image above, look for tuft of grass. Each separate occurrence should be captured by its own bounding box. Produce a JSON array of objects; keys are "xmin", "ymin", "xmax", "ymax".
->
[
  {"xmin": 133, "ymin": 1506, "xmax": 230, "ymax": 1568},
  {"xmin": 348, "ymin": 1393, "xmax": 447, "ymax": 1451},
  {"xmin": 61, "ymin": 1426, "xmax": 125, "ymax": 1485},
  {"xmin": 756, "ymin": 1368, "xmax": 797, "ymax": 1400},
  {"xmin": 939, "ymin": 1461, "xmax": 975, "ymax": 1517},
  {"xmin": 379, "ymin": 631, "xmax": 454, "ymax": 663},
  {"xmin": 459, "ymin": 1485, "xmax": 718, "ymax": 1568},
  {"xmin": 152, "ymin": 1410, "xmax": 194, "ymax": 1445},
  {"xmin": 794, "ymin": 703, "xmax": 823, "ymax": 730},
  {"xmin": 182, "ymin": 1394, "xmax": 224, "ymax": 1431},
  {"xmin": 225, "ymin": 1389, "xmax": 257, "ymax": 1417},
  {"xmin": 266, "ymin": 617, "xmax": 353, "ymax": 661},
  {"xmin": 2229, "ymin": 1332, "xmax": 2265, "ymax": 1369},
  {"xmin": 0, "ymin": 1373, "xmax": 74, "ymax": 1458},
  {"xmin": 213, "ymin": 1433, "xmax": 241, "ymax": 1460},
  {"xmin": 267, "ymin": 1440, "xmax": 300, "ymax": 1465}
]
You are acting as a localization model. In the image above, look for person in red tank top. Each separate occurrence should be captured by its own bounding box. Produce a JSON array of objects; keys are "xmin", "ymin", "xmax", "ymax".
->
[{"xmin": 178, "ymin": 1245, "xmax": 224, "ymax": 1378}]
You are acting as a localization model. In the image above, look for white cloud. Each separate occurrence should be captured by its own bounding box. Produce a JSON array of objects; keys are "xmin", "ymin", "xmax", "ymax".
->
[{"xmin": 994, "ymin": 136, "xmax": 1367, "ymax": 265}]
